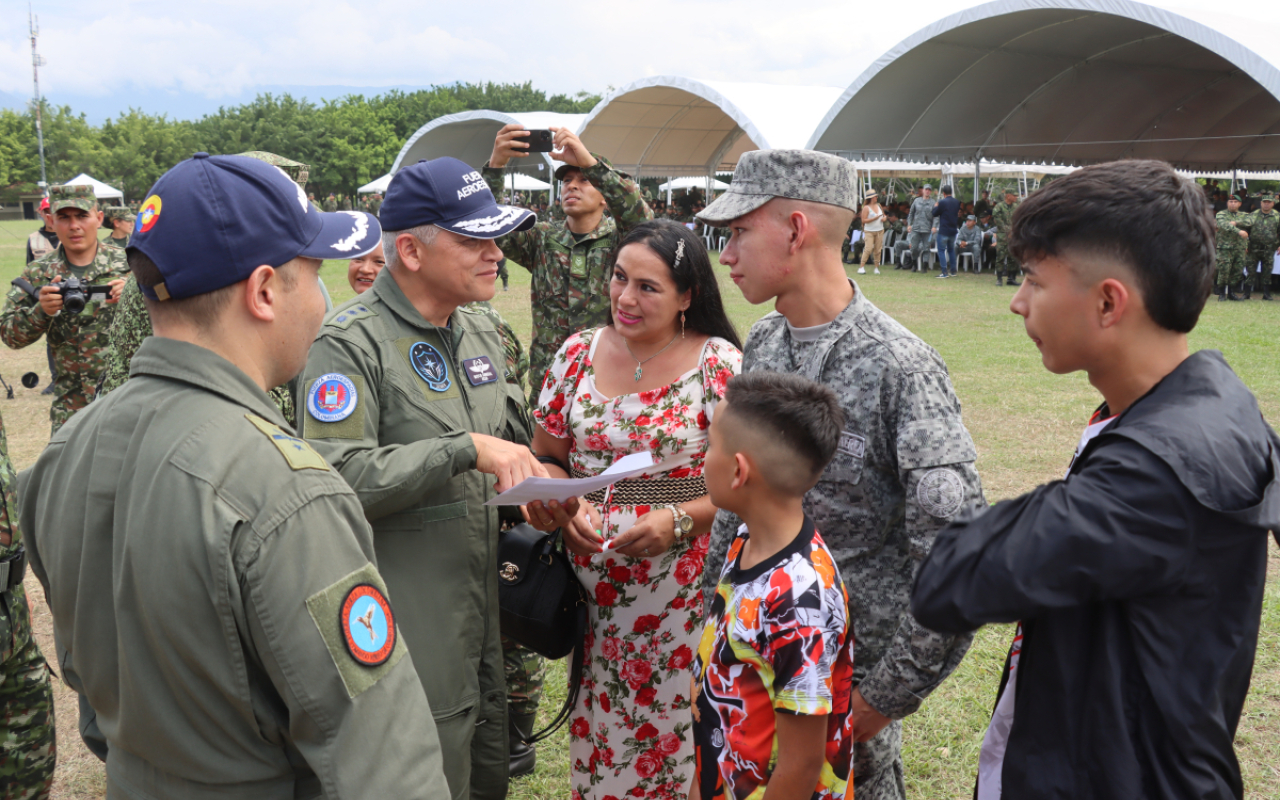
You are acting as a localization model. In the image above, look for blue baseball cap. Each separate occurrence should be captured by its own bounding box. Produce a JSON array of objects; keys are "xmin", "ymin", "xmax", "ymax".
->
[
  {"xmin": 380, "ymin": 157, "xmax": 535, "ymax": 239},
  {"xmin": 130, "ymin": 152, "xmax": 381, "ymax": 301}
]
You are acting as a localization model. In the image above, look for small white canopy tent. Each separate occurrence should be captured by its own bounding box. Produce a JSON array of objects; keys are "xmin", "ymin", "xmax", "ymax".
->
[
  {"xmin": 657, "ymin": 177, "xmax": 730, "ymax": 192},
  {"xmin": 500, "ymin": 173, "xmax": 552, "ymax": 192},
  {"xmin": 63, "ymin": 173, "xmax": 123, "ymax": 201},
  {"xmin": 358, "ymin": 174, "xmax": 392, "ymax": 194}
]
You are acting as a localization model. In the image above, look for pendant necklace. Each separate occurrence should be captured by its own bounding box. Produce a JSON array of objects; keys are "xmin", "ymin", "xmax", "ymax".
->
[{"xmin": 624, "ymin": 331, "xmax": 681, "ymax": 381}]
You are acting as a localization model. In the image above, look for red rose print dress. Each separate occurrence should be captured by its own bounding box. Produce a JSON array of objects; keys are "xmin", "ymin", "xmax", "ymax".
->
[{"xmin": 534, "ymin": 327, "xmax": 742, "ymax": 800}]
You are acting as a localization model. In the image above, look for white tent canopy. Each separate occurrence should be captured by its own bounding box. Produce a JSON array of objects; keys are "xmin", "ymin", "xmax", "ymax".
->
[
  {"xmin": 63, "ymin": 173, "xmax": 122, "ymax": 201},
  {"xmin": 390, "ymin": 111, "xmax": 587, "ymax": 178},
  {"xmin": 810, "ymin": 0, "xmax": 1280, "ymax": 171},
  {"xmin": 578, "ymin": 77, "xmax": 844, "ymax": 178},
  {"xmin": 657, "ymin": 176, "xmax": 730, "ymax": 192},
  {"xmin": 358, "ymin": 173, "xmax": 392, "ymax": 194},
  {"xmin": 943, "ymin": 162, "xmax": 1078, "ymax": 181}
]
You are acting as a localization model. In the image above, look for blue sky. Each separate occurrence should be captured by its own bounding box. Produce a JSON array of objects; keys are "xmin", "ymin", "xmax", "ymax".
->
[{"xmin": 0, "ymin": 0, "xmax": 1270, "ymax": 123}]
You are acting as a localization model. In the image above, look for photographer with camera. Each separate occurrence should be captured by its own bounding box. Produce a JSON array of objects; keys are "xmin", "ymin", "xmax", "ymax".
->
[{"xmin": 0, "ymin": 184, "xmax": 127, "ymax": 434}]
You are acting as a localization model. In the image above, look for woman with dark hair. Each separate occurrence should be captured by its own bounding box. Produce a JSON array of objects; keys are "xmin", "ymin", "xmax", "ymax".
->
[{"xmin": 523, "ymin": 219, "xmax": 741, "ymax": 800}]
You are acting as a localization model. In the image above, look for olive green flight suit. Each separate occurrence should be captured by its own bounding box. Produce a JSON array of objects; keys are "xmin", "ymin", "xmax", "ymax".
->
[
  {"xmin": 300, "ymin": 269, "xmax": 533, "ymax": 800},
  {"xmin": 18, "ymin": 337, "xmax": 448, "ymax": 800}
]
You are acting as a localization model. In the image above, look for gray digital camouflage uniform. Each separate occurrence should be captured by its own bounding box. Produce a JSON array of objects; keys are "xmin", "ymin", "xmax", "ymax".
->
[
  {"xmin": 905, "ymin": 195, "xmax": 936, "ymax": 268},
  {"xmin": 700, "ymin": 283, "xmax": 983, "ymax": 800}
]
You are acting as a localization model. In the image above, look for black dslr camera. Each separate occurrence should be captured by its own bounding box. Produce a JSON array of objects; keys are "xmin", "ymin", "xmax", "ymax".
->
[{"xmin": 11, "ymin": 277, "xmax": 113, "ymax": 316}]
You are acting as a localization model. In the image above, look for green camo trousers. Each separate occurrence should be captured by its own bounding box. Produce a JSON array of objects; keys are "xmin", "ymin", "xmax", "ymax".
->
[
  {"xmin": 501, "ymin": 636, "xmax": 544, "ymax": 716},
  {"xmin": 0, "ymin": 636, "xmax": 56, "ymax": 800}
]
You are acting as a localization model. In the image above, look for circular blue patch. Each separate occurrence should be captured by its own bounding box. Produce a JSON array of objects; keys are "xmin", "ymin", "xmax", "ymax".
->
[
  {"xmin": 307, "ymin": 373, "xmax": 358, "ymax": 423},
  {"xmin": 340, "ymin": 584, "xmax": 395, "ymax": 666},
  {"xmin": 410, "ymin": 342, "xmax": 451, "ymax": 392}
]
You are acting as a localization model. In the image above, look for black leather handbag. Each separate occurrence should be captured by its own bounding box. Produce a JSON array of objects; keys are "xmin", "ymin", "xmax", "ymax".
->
[{"xmin": 496, "ymin": 522, "xmax": 588, "ymax": 743}]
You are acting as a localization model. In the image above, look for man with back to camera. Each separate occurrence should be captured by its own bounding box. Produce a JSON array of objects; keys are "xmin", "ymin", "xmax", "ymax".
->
[
  {"xmin": 696, "ymin": 149, "xmax": 984, "ymax": 800},
  {"xmin": 17, "ymin": 152, "xmax": 450, "ymax": 799},
  {"xmin": 299, "ymin": 156, "xmax": 547, "ymax": 800},
  {"xmin": 932, "ymin": 185, "xmax": 961, "ymax": 278},
  {"xmin": 912, "ymin": 159, "xmax": 1280, "ymax": 800},
  {"xmin": 0, "ymin": 184, "xmax": 129, "ymax": 434}
]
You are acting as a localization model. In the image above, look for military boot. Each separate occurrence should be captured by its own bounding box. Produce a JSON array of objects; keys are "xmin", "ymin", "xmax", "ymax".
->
[
  {"xmin": 1217, "ymin": 286, "xmax": 1227, "ymax": 302},
  {"xmin": 1243, "ymin": 280, "xmax": 1253, "ymax": 300},
  {"xmin": 1227, "ymin": 286, "xmax": 1242, "ymax": 301},
  {"xmin": 509, "ymin": 711, "xmax": 537, "ymax": 778}
]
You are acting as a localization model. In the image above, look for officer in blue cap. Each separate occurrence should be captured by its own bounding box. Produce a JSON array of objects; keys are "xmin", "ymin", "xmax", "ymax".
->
[
  {"xmin": 299, "ymin": 157, "xmax": 544, "ymax": 800},
  {"xmin": 18, "ymin": 153, "xmax": 451, "ymax": 799}
]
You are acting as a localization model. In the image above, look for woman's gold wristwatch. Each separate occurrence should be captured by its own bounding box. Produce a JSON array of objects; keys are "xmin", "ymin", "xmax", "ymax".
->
[{"xmin": 668, "ymin": 504, "xmax": 694, "ymax": 541}]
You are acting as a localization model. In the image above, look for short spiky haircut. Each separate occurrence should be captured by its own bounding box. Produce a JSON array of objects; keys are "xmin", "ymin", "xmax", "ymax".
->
[
  {"xmin": 1009, "ymin": 160, "xmax": 1215, "ymax": 333},
  {"xmin": 721, "ymin": 371, "xmax": 844, "ymax": 496}
]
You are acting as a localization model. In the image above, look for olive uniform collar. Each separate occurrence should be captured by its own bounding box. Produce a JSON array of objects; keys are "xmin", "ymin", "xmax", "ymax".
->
[
  {"xmin": 551, "ymin": 213, "xmax": 617, "ymax": 249},
  {"xmin": 368, "ymin": 268, "xmax": 474, "ymax": 347},
  {"xmin": 128, "ymin": 337, "xmax": 288, "ymax": 429}
]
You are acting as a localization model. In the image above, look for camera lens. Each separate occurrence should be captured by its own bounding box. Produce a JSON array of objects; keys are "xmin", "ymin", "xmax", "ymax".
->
[{"xmin": 63, "ymin": 292, "xmax": 86, "ymax": 315}]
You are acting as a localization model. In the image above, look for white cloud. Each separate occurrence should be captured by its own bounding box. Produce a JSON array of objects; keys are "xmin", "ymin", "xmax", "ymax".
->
[{"xmin": 3, "ymin": 0, "xmax": 1276, "ymax": 105}]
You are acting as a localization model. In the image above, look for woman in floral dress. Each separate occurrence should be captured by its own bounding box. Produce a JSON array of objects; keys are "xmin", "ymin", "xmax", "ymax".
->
[{"xmin": 524, "ymin": 220, "xmax": 742, "ymax": 800}]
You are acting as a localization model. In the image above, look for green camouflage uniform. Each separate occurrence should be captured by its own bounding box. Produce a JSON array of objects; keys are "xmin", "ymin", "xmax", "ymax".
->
[
  {"xmin": 323, "ymin": 195, "xmax": 338, "ymax": 212},
  {"xmin": 369, "ymin": 194, "xmax": 383, "ymax": 217},
  {"xmin": 993, "ymin": 197, "xmax": 1020, "ymax": 282},
  {"xmin": 483, "ymin": 157, "xmax": 653, "ymax": 404},
  {"xmin": 0, "ymin": 231, "xmax": 130, "ymax": 434},
  {"xmin": 339, "ymin": 195, "xmax": 352, "ymax": 211},
  {"xmin": 0, "ymin": 412, "xmax": 56, "ymax": 800},
  {"xmin": 103, "ymin": 206, "xmax": 135, "ymax": 250},
  {"xmin": 1215, "ymin": 208, "xmax": 1251, "ymax": 290},
  {"xmin": 1245, "ymin": 205, "xmax": 1279, "ymax": 297}
]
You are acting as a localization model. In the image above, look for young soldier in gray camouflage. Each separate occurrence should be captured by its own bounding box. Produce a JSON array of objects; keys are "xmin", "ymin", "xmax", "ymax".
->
[
  {"xmin": 0, "ymin": 411, "xmax": 56, "ymax": 800},
  {"xmin": 0, "ymin": 184, "xmax": 129, "ymax": 434},
  {"xmin": 484, "ymin": 124, "xmax": 653, "ymax": 404},
  {"xmin": 698, "ymin": 149, "xmax": 984, "ymax": 800},
  {"xmin": 905, "ymin": 185, "xmax": 936, "ymax": 270}
]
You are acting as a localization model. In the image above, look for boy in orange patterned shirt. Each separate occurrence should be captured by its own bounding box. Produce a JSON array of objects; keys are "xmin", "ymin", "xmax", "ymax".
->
[{"xmin": 691, "ymin": 371, "xmax": 855, "ymax": 800}]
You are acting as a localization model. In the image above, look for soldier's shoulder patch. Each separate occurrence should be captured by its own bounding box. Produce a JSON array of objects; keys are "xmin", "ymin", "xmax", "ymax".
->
[
  {"xmin": 916, "ymin": 467, "xmax": 965, "ymax": 519},
  {"xmin": 245, "ymin": 414, "xmax": 331, "ymax": 471},
  {"xmin": 307, "ymin": 563, "xmax": 408, "ymax": 698},
  {"xmin": 325, "ymin": 302, "xmax": 378, "ymax": 330}
]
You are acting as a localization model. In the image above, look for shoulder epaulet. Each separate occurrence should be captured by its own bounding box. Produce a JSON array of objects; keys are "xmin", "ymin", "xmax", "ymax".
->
[
  {"xmin": 326, "ymin": 302, "xmax": 378, "ymax": 330},
  {"xmin": 245, "ymin": 414, "xmax": 330, "ymax": 471}
]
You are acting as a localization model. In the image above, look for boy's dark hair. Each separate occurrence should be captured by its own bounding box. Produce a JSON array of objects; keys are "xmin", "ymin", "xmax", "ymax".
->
[
  {"xmin": 723, "ymin": 371, "xmax": 845, "ymax": 495},
  {"xmin": 941, "ymin": 185, "xmax": 952, "ymax": 196},
  {"xmin": 1009, "ymin": 160, "xmax": 1215, "ymax": 333}
]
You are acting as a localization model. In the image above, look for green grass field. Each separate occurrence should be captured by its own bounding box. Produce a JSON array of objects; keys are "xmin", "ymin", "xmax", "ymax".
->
[{"xmin": 0, "ymin": 219, "xmax": 1275, "ymax": 799}]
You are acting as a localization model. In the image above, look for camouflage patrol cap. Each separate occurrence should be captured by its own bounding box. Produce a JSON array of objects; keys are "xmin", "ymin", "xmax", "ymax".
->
[
  {"xmin": 238, "ymin": 151, "xmax": 310, "ymax": 187},
  {"xmin": 104, "ymin": 205, "xmax": 136, "ymax": 222},
  {"xmin": 696, "ymin": 149, "xmax": 857, "ymax": 225},
  {"xmin": 49, "ymin": 184, "xmax": 97, "ymax": 213},
  {"xmin": 1261, "ymin": 192, "xmax": 1276, "ymax": 202}
]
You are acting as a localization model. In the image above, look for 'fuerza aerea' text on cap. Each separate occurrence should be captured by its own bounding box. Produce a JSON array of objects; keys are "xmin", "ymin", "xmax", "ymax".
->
[
  {"xmin": 130, "ymin": 152, "xmax": 381, "ymax": 300},
  {"xmin": 379, "ymin": 157, "xmax": 535, "ymax": 239}
]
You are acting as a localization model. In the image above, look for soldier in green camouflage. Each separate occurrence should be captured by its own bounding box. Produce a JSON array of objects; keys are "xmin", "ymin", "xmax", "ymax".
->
[
  {"xmin": 993, "ymin": 189, "xmax": 1021, "ymax": 286},
  {"xmin": 323, "ymin": 193, "xmax": 338, "ymax": 212},
  {"xmin": 369, "ymin": 192, "xmax": 383, "ymax": 217},
  {"xmin": 0, "ymin": 410, "xmax": 56, "ymax": 799},
  {"xmin": 1244, "ymin": 191, "xmax": 1279, "ymax": 300},
  {"xmin": 0, "ymin": 184, "xmax": 129, "ymax": 434},
  {"xmin": 103, "ymin": 206, "xmax": 135, "ymax": 249},
  {"xmin": 339, "ymin": 194, "xmax": 352, "ymax": 211},
  {"xmin": 1215, "ymin": 194, "xmax": 1251, "ymax": 301},
  {"xmin": 484, "ymin": 123, "xmax": 654, "ymax": 404}
]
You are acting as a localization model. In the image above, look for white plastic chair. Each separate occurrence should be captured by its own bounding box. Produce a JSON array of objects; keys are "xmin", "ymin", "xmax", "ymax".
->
[
  {"xmin": 958, "ymin": 252, "xmax": 974, "ymax": 273},
  {"xmin": 882, "ymin": 231, "xmax": 897, "ymax": 265}
]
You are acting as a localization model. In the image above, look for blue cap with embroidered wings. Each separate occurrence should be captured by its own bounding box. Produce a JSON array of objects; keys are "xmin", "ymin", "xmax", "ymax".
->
[
  {"xmin": 379, "ymin": 157, "xmax": 536, "ymax": 239},
  {"xmin": 129, "ymin": 152, "xmax": 381, "ymax": 301}
]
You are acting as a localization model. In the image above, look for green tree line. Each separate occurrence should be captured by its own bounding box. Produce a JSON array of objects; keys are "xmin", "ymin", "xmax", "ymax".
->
[{"xmin": 0, "ymin": 82, "xmax": 600, "ymax": 201}]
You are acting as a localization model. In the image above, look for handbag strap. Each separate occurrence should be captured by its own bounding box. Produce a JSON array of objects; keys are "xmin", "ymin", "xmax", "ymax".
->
[{"xmin": 522, "ymin": 601, "xmax": 587, "ymax": 744}]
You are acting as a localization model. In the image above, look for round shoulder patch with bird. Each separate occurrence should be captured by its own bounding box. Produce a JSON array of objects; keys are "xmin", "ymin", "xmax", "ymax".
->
[{"xmin": 339, "ymin": 584, "xmax": 396, "ymax": 667}]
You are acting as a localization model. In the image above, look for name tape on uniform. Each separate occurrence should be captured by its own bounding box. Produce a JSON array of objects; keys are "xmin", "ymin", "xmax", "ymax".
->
[{"xmin": 463, "ymin": 356, "xmax": 498, "ymax": 386}]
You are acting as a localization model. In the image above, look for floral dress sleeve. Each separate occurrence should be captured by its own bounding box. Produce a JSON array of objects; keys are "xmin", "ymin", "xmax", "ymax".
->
[
  {"xmin": 699, "ymin": 338, "xmax": 743, "ymax": 426},
  {"xmin": 533, "ymin": 328, "xmax": 596, "ymax": 439}
]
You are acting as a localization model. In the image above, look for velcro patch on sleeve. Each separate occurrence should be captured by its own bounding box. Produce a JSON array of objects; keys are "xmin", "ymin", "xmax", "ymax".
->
[
  {"xmin": 325, "ymin": 303, "xmax": 378, "ymax": 330},
  {"xmin": 245, "ymin": 415, "xmax": 331, "ymax": 471},
  {"xmin": 306, "ymin": 563, "xmax": 408, "ymax": 698},
  {"xmin": 301, "ymin": 375, "xmax": 367, "ymax": 440}
]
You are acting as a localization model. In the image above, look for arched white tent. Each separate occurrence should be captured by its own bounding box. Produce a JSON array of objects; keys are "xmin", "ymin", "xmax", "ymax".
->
[
  {"xmin": 809, "ymin": 1, "xmax": 1280, "ymax": 171},
  {"xmin": 657, "ymin": 177, "xmax": 730, "ymax": 192},
  {"xmin": 63, "ymin": 173, "xmax": 123, "ymax": 201},
  {"xmin": 358, "ymin": 173, "xmax": 392, "ymax": 194},
  {"xmin": 390, "ymin": 111, "xmax": 587, "ymax": 179},
  {"xmin": 578, "ymin": 77, "xmax": 844, "ymax": 178}
]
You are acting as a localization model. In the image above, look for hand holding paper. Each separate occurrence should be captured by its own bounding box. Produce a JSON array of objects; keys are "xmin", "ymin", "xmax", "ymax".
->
[{"xmin": 485, "ymin": 451, "xmax": 656, "ymax": 506}]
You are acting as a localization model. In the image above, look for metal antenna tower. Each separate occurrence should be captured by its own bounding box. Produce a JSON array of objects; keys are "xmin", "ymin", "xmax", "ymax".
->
[{"xmin": 30, "ymin": 5, "xmax": 48, "ymax": 193}]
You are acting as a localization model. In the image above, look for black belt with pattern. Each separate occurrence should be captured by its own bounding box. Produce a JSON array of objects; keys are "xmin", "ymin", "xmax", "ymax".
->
[{"xmin": 571, "ymin": 467, "xmax": 707, "ymax": 507}]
